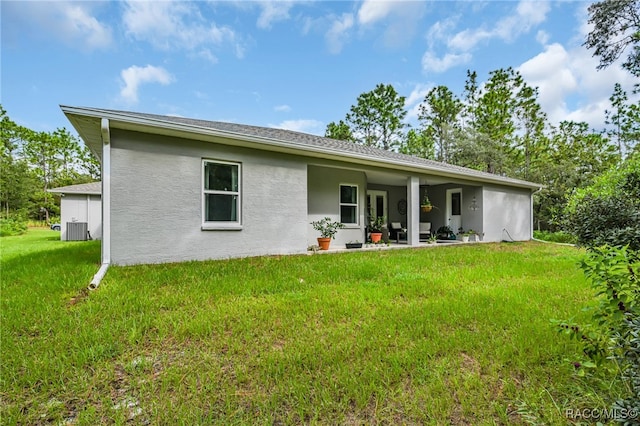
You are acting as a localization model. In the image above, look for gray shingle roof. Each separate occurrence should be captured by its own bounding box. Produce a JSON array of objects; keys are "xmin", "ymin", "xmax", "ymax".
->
[
  {"xmin": 62, "ymin": 106, "xmax": 542, "ymax": 189},
  {"xmin": 48, "ymin": 181, "xmax": 101, "ymax": 195}
]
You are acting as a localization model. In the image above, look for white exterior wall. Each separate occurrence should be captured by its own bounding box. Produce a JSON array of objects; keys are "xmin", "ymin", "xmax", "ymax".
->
[
  {"xmin": 109, "ymin": 130, "xmax": 308, "ymax": 265},
  {"xmin": 105, "ymin": 130, "xmax": 533, "ymax": 264},
  {"xmin": 482, "ymin": 185, "xmax": 532, "ymax": 242},
  {"xmin": 422, "ymin": 184, "xmax": 483, "ymax": 237},
  {"xmin": 60, "ymin": 194, "xmax": 102, "ymax": 241},
  {"xmin": 307, "ymin": 165, "xmax": 367, "ymax": 248}
]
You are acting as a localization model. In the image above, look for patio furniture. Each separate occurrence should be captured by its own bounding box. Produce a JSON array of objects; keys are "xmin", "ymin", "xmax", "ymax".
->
[
  {"xmin": 419, "ymin": 222, "xmax": 432, "ymax": 241},
  {"xmin": 389, "ymin": 222, "xmax": 407, "ymax": 244}
]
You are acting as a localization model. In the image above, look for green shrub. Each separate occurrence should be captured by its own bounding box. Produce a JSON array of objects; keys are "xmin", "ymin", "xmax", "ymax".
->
[
  {"xmin": 556, "ymin": 245, "xmax": 640, "ymax": 419},
  {"xmin": 560, "ymin": 155, "xmax": 640, "ymax": 419},
  {"xmin": 568, "ymin": 193, "xmax": 640, "ymax": 250},
  {"xmin": 0, "ymin": 216, "xmax": 28, "ymax": 237},
  {"xmin": 565, "ymin": 155, "xmax": 640, "ymax": 250},
  {"xmin": 611, "ymin": 314, "xmax": 640, "ymax": 423},
  {"xmin": 533, "ymin": 230, "xmax": 576, "ymax": 244}
]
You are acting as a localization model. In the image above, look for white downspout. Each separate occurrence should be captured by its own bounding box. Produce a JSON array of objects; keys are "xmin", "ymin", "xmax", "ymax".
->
[
  {"xmin": 86, "ymin": 194, "xmax": 91, "ymax": 240},
  {"xmin": 89, "ymin": 118, "xmax": 111, "ymax": 290}
]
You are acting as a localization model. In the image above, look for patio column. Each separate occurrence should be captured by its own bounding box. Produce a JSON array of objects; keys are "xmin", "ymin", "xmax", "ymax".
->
[{"xmin": 407, "ymin": 175, "xmax": 420, "ymax": 245}]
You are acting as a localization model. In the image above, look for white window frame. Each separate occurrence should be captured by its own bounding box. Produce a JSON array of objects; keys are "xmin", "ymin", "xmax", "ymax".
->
[
  {"xmin": 202, "ymin": 159, "xmax": 242, "ymax": 230},
  {"xmin": 339, "ymin": 184, "xmax": 359, "ymax": 226}
]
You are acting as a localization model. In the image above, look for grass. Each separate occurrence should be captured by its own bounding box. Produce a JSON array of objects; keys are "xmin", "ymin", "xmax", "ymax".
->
[
  {"xmin": 1, "ymin": 230, "xmax": 616, "ymax": 424},
  {"xmin": 533, "ymin": 230, "xmax": 577, "ymax": 245}
]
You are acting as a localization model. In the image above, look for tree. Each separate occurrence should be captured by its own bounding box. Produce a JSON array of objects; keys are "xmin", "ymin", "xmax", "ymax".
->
[
  {"xmin": 533, "ymin": 121, "xmax": 618, "ymax": 230},
  {"xmin": 417, "ymin": 85, "xmax": 463, "ymax": 163},
  {"xmin": 0, "ymin": 105, "xmax": 100, "ymax": 221},
  {"xmin": 399, "ymin": 128, "xmax": 435, "ymax": 159},
  {"xmin": 605, "ymin": 83, "xmax": 640, "ymax": 157},
  {"xmin": 584, "ymin": 0, "xmax": 640, "ymax": 82},
  {"xmin": 461, "ymin": 70, "xmax": 479, "ymax": 129},
  {"xmin": 325, "ymin": 120, "xmax": 354, "ymax": 142},
  {"xmin": 0, "ymin": 108, "xmax": 34, "ymax": 216},
  {"xmin": 513, "ymin": 84, "xmax": 548, "ymax": 180},
  {"xmin": 457, "ymin": 68, "xmax": 524, "ymax": 174},
  {"xmin": 345, "ymin": 83, "xmax": 408, "ymax": 151},
  {"xmin": 453, "ymin": 129, "xmax": 512, "ymax": 175},
  {"xmin": 565, "ymin": 153, "xmax": 640, "ymax": 249}
]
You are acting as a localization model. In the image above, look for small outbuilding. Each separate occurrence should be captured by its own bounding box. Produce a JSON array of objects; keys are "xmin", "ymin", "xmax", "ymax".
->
[{"xmin": 49, "ymin": 182, "xmax": 102, "ymax": 241}]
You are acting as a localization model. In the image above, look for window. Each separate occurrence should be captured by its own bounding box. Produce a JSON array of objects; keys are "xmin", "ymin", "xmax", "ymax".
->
[
  {"xmin": 451, "ymin": 192, "xmax": 461, "ymax": 216},
  {"xmin": 203, "ymin": 160, "xmax": 241, "ymax": 226},
  {"xmin": 339, "ymin": 184, "xmax": 358, "ymax": 225}
]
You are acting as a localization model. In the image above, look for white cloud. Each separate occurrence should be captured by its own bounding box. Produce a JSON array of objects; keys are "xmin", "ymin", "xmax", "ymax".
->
[
  {"xmin": 536, "ymin": 30, "xmax": 550, "ymax": 45},
  {"xmin": 421, "ymin": 51, "xmax": 471, "ymax": 73},
  {"xmin": 404, "ymin": 83, "xmax": 435, "ymax": 122},
  {"xmin": 63, "ymin": 3, "xmax": 113, "ymax": 49},
  {"xmin": 274, "ymin": 104, "xmax": 291, "ymax": 112},
  {"xmin": 3, "ymin": 1, "xmax": 112, "ymax": 50},
  {"xmin": 518, "ymin": 42, "xmax": 638, "ymax": 129},
  {"xmin": 325, "ymin": 13, "xmax": 354, "ymax": 54},
  {"xmin": 448, "ymin": 0, "xmax": 550, "ymax": 51},
  {"xmin": 120, "ymin": 65, "xmax": 174, "ymax": 104},
  {"xmin": 426, "ymin": 17, "xmax": 459, "ymax": 50},
  {"xmin": 196, "ymin": 49, "xmax": 219, "ymax": 64},
  {"xmin": 420, "ymin": 1, "xmax": 549, "ymax": 75},
  {"xmin": 256, "ymin": 1, "xmax": 295, "ymax": 29},
  {"xmin": 122, "ymin": 1, "xmax": 245, "ymax": 58},
  {"xmin": 357, "ymin": 0, "xmax": 395, "ymax": 25},
  {"xmin": 270, "ymin": 119, "xmax": 324, "ymax": 135},
  {"xmin": 357, "ymin": 1, "xmax": 425, "ymax": 47}
]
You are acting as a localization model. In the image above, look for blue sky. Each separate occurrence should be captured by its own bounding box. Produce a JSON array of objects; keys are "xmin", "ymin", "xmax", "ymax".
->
[{"xmin": 2, "ymin": 1, "xmax": 638, "ymax": 138}]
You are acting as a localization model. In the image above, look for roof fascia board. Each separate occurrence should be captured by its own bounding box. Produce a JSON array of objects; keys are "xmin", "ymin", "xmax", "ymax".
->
[{"xmin": 48, "ymin": 189, "xmax": 101, "ymax": 195}]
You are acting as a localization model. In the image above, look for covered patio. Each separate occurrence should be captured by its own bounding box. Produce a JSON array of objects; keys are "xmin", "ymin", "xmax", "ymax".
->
[{"xmin": 353, "ymin": 167, "xmax": 484, "ymax": 246}]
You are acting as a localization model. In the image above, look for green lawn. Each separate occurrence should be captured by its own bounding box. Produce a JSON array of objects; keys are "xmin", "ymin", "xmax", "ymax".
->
[{"xmin": 1, "ymin": 230, "xmax": 611, "ymax": 424}]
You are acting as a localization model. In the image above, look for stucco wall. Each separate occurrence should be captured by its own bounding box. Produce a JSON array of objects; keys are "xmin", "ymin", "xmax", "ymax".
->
[
  {"xmin": 423, "ymin": 184, "xmax": 483, "ymax": 236},
  {"xmin": 60, "ymin": 194, "xmax": 102, "ymax": 241},
  {"xmin": 109, "ymin": 129, "xmax": 308, "ymax": 265},
  {"xmin": 482, "ymin": 185, "xmax": 532, "ymax": 242},
  {"xmin": 307, "ymin": 165, "xmax": 367, "ymax": 247}
]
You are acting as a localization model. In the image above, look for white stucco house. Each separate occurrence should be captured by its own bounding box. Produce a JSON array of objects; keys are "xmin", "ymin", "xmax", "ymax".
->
[
  {"xmin": 61, "ymin": 106, "xmax": 541, "ymax": 268},
  {"xmin": 49, "ymin": 181, "xmax": 102, "ymax": 241}
]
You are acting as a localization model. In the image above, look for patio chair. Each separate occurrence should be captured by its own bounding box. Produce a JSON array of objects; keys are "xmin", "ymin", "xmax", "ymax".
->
[
  {"xmin": 389, "ymin": 222, "xmax": 407, "ymax": 243},
  {"xmin": 419, "ymin": 222, "xmax": 432, "ymax": 241}
]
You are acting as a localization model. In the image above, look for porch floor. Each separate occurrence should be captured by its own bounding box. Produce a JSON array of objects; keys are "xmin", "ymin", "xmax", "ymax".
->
[{"xmin": 312, "ymin": 239, "xmax": 484, "ymax": 255}]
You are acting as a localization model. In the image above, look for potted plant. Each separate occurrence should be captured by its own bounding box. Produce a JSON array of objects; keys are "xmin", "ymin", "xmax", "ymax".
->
[
  {"xmin": 458, "ymin": 229, "xmax": 471, "ymax": 242},
  {"xmin": 469, "ymin": 230, "xmax": 484, "ymax": 242},
  {"xmin": 436, "ymin": 225, "xmax": 454, "ymax": 240},
  {"xmin": 369, "ymin": 216, "xmax": 386, "ymax": 243},
  {"xmin": 346, "ymin": 240, "xmax": 362, "ymax": 249},
  {"xmin": 310, "ymin": 217, "xmax": 345, "ymax": 250},
  {"xmin": 421, "ymin": 194, "xmax": 433, "ymax": 213}
]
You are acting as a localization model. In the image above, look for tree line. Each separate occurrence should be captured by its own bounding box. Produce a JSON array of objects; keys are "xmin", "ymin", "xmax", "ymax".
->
[
  {"xmin": 325, "ymin": 0, "xmax": 639, "ymax": 231},
  {"xmin": 325, "ymin": 73, "xmax": 637, "ymax": 230},
  {"xmin": 0, "ymin": 106, "xmax": 100, "ymax": 222}
]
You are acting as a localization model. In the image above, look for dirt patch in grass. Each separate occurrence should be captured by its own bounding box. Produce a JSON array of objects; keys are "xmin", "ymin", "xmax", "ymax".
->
[
  {"xmin": 67, "ymin": 287, "xmax": 90, "ymax": 307},
  {"xmin": 460, "ymin": 352, "xmax": 481, "ymax": 375}
]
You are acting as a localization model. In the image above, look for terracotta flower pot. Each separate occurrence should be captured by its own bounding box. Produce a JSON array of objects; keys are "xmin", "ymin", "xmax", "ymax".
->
[
  {"xmin": 317, "ymin": 237, "xmax": 331, "ymax": 250},
  {"xmin": 421, "ymin": 205, "xmax": 433, "ymax": 213},
  {"xmin": 370, "ymin": 232, "xmax": 382, "ymax": 243}
]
